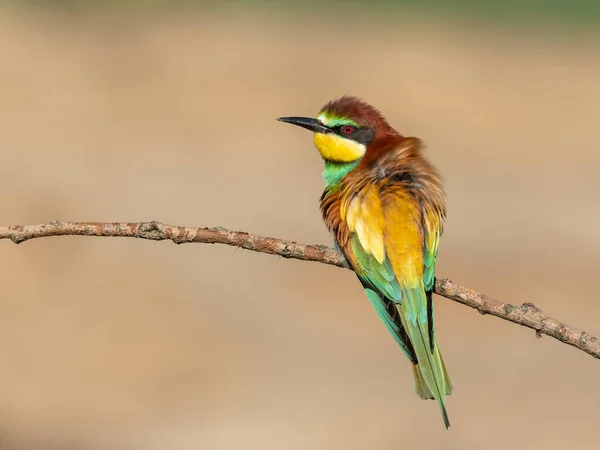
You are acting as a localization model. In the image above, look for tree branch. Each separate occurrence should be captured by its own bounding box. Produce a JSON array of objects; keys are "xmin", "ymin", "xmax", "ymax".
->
[{"xmin": 1, "ymin": 221, "xmax": 598, "ymax": 360}]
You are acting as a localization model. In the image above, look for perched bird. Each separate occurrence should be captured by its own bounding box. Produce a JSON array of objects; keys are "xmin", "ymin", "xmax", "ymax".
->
[{"xmin": 278, "ymin": 96, "xmax": 452, "ymax": 428}]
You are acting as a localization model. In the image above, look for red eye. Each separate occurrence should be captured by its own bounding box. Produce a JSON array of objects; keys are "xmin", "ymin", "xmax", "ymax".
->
[{"xmin": 341, "ymin": 125, "xmax": 354, "ymax": 135}]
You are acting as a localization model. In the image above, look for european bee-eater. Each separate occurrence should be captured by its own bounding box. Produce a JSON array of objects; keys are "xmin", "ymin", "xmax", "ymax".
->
[{"xmin": 278, "ymin": 96, "xmax": 452, "ymax": 428}]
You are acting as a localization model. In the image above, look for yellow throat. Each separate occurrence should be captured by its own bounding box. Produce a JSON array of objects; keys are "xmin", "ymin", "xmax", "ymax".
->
[{"xmin": 313, "ymin": 133, "xmax": 366, "ymax": 162}]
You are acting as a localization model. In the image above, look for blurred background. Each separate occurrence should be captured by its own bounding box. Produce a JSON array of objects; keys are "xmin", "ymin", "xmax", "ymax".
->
[{"xmin": 1, "ymin": 1, "xmax": 599, "ymax": 449}]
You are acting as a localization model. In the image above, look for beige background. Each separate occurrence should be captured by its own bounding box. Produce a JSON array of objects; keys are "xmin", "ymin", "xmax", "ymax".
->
[{"xmin": 0, "ymin": 9, "xmax": 599, "ymax": 449}]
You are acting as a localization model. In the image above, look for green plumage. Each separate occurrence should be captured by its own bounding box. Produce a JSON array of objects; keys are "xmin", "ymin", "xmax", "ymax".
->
[
  {"xmin": 398, "ymin": 285, "xmax": 452, "ymax": 428},
  {"xmin": 348, "ymin": 234, "xmax": 452, "ymax": 428}
]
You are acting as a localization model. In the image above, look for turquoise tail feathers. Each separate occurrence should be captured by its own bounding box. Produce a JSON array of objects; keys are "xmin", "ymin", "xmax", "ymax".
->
[
  {"xmin": 399, "ymin": 285, "xmax": 453, "ymax": 429},
  {"xmin": 362, "ymin": 281, "xmax": 452, "ymax": 428}
]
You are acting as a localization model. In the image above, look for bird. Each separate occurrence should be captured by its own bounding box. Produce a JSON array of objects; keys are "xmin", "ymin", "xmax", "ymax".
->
[{"xmin": 277, "ymin": 95, "xmax": 452, "ymax": 428}]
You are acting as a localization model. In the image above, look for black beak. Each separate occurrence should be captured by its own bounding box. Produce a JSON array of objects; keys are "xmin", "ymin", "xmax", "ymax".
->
[{"xmin": 277, "ymin": 116, "xmax": 331, "ymax": 134}]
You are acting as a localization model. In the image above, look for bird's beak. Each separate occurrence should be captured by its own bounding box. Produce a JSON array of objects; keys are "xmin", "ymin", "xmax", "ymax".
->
[{"xmin": 277, "ymin": 116, "xmax": 331, "ymax": 134}]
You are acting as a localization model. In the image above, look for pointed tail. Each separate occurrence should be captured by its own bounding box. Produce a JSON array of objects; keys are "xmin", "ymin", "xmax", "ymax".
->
[{"xmin": 400, "ymin": 286, "xmax": 453, "ymax": 429}]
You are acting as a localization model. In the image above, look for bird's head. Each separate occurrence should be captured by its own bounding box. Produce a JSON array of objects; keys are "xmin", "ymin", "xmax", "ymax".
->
[{"xmin": 278, "ymin": 95, "xmax": 400, "ymax": 164}]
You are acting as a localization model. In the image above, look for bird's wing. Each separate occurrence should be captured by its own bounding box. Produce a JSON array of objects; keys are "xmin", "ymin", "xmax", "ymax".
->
[
  {"xmin": 337, "ymin": 182, "xmax": 419, "ymax": 363},
  {"xmin": 372, "ymin": 138, "xmax": 446, "ymax": 351},
  {"xmin": 341, "ymin": 180, "xmax": 425, "ymax": 294},
  {"xmin": 337, "ymin": 165, "xmax": 444, "ymax": 354}
]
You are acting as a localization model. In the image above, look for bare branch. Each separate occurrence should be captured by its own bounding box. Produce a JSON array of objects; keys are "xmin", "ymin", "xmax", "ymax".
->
[{"xmin": 1, "ymin": 220, "xmax": 598, "ymax": 360}]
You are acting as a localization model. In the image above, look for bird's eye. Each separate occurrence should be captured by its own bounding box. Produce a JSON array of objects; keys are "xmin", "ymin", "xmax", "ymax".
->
[{"xmin": 341, "ymin": 125, "xmax": 355, "ymax": 135}]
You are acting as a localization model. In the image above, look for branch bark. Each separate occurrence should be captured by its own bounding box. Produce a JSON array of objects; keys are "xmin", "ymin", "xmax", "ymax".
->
[{"xmin": 1, "ymin": 220, "xmax": 598, "ymax": 360}]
